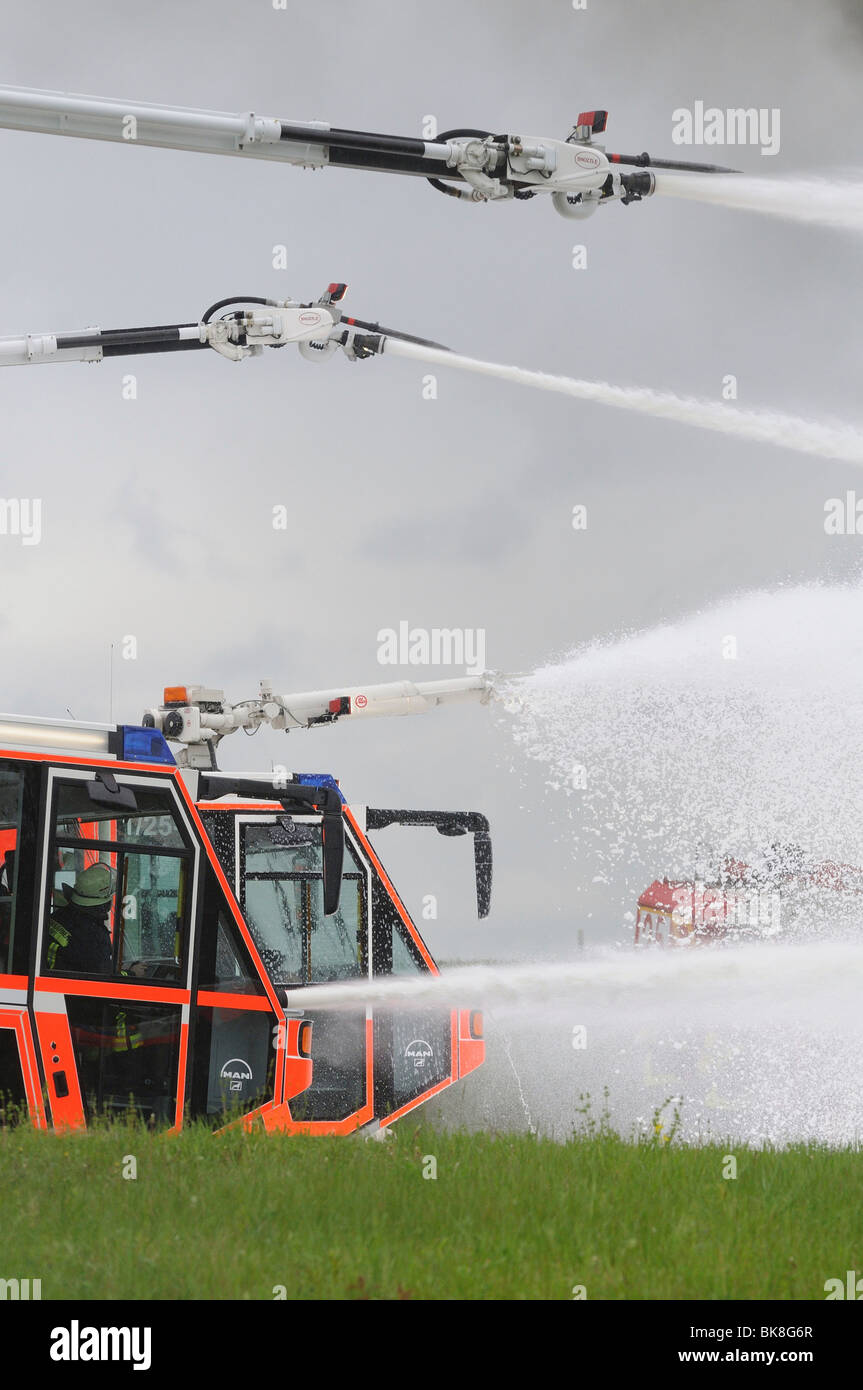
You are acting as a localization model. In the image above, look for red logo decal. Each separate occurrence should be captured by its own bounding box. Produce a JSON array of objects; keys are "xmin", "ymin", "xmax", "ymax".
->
[{"xmin": 355, "ymin": 694, "xmax": 368, "ymax": 708}]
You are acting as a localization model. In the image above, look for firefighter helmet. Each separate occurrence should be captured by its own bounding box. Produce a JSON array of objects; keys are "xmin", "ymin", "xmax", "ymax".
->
[{"xmin": 70, "ymin": 862, "xmax": 115, "ymax": 908}]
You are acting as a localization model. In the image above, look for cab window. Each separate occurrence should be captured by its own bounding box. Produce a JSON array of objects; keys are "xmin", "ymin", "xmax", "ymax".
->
[
  {"xmin": 0, "ymin": 764, "xmax": 25, "ymax": 973},
  {"xmin": 240, "ymin": 820, "xmax": 367, "ymax": 985},
  {"xmin": 371, "ymin": 879, "xmax": 427, "ymax": 975},
  {"xmin": 196, "ymin": 899, "xmax": 266, "ymax": 996},
  {"xmin": 43, "ymin": 780, "xmax": 193, "ymax": 981}
]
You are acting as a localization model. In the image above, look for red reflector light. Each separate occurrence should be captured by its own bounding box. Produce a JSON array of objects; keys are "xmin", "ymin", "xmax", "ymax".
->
[
  {"xmin": 577, "ymin": 109, "xmax": 608, "ymax": 134},
  {"xmin": 328, "ymin": 696, "xmax": 351, "ymax": 715}
]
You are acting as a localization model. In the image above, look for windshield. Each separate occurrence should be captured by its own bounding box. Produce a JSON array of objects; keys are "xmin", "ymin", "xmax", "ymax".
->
[{"xmin": 240, "ymin": 820, "xmax": 366, "ymax": 985}]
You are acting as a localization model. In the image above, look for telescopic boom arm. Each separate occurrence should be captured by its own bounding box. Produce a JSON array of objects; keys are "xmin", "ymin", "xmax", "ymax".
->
[
  {"xmin": 0, "ymin": 88, "xmax": 736, "ymax": 218},
  {"xmin": 143, "ymin": 675, "xmax": 494, "ymax": 767},
  {"xmin": 0, "ymin": 285, "xmax": 446, "ymax": 369}
]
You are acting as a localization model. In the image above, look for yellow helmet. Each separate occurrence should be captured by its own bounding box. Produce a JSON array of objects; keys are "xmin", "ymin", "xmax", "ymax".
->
[{"xmin": 70, "ymin": 862, "xmax": 115, "ymax": 908}]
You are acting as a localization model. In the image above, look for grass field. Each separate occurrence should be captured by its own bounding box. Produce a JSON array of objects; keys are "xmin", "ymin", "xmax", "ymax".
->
[{"xmin": 1, "ymin": 1106, "xmax": 860, "ymax": 1300}]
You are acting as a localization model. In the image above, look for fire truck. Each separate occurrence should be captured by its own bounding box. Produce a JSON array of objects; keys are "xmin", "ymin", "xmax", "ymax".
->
[
  {"xmin": 0, "ymin": 675, "xmax": 491, "ymax": 1134},
  {"xmin": 634, "ymin": 846, "xmax": 863, "ymax": 946}
]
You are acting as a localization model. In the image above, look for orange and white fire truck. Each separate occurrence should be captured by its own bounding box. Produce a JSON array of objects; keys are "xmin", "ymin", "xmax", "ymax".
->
[{"xmin": 0, "ymin": 676, "xmax": 491, "ymax": 1134}]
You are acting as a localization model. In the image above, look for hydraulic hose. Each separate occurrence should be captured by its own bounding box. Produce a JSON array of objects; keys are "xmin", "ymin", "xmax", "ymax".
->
[
  {"xmin": 201, "ymin": 296, "xmax": 275, "ymax": 324},
  {"xmin": 426, "ymin": 128, "xmax": 520, "ymax": 200}
]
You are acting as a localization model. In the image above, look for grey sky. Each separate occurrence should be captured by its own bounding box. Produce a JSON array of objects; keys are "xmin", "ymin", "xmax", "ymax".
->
[{"xmin": 1, "ymin": 0, "xmax": 862, "ymax": 958}]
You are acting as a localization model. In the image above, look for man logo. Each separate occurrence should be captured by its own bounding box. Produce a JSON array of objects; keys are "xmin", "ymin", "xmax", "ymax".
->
[
  {"xmin": 405, "ymin": 1039, "xmax": 433, "ymax": 1072},
  {"xmin": 219, "ymin": 1058, "xmax": 252, "ymax": 1092}
]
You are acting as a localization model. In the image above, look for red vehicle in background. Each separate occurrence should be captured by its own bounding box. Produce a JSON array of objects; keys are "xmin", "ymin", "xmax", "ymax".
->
[{"xmin": 635, "ymin": 846, "xmax": 863, "ymax": 946}]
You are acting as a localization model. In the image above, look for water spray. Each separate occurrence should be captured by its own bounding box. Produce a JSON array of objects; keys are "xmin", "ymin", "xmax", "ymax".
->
[
  {"xmin": 653, "ymin": 170, "xmax": 863, "ymax": 235},
  {"xmin": 384, "ymin": 337, "xmax": 863, "ymax": 466},
  {"xmin": 6, "ymin": 286, "xmax": 861, "ymax": 468}
]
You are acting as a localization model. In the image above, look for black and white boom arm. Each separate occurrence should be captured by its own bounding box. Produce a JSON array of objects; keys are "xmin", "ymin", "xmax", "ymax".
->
[{"xmin": 0, "ymin": 88, "xmax": 735, "ymax": 218}]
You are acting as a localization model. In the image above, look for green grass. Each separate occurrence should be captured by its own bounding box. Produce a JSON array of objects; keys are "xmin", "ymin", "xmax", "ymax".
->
[{"xmin": 0, "ymin": 1109, "xmax": 860, "ymax": 1300}]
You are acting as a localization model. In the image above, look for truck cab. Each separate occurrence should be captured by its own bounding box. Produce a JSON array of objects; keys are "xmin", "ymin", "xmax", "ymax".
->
[{"xmin": 0, "ymin": 715, "xmax": 486, "ymax": 1134}]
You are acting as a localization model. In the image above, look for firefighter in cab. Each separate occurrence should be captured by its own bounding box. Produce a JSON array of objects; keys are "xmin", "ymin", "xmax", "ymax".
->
[
  {"xmin": 47, "ymin": 863, "xmax": 144, "ymax": 1067},
  {"xmin": 47, "ymin": 862, "xmax": 117, "ymax": 974}
]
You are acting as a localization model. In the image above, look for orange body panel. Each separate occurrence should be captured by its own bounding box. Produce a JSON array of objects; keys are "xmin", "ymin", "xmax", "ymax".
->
[
  {"xmin": 33, "ymin": 1008, "xmax": 86, "ymax": 1131},
  {"xmin": 281, "ymin": 1018, "xmax": 314, "ymax": 1103},
  {"xmin": 458, "ymin": 1008, "xmax": 485, "ymax": 1078},
  {"xmin": 0, "ymin": 1006, "xmax": 47, "ymax": 1128},
  {"xmin": 170, "ymin": 1019, "xmax": 189, "ymax": 1133}
]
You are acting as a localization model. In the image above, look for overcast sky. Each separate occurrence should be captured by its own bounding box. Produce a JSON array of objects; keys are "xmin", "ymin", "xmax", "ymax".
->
[{"xmin": 1, "ymin": 0, "xmax": 862, "ymax": 959}]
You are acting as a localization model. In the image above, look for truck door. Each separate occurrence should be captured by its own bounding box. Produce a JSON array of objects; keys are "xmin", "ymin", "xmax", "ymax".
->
[
  {"xmin": 235, "ymin": 815, "xmax": 373, "ymax": 1130},
  {"xmin": 0, "ymin": 1009, "xmax": 44, "ymax": 1126},
  {"xmin": 365, "ymin": 857, "xmax": 455, "ymax": 1122},
  {"xmin": 361, "ymin": 808, "xmax": 491, "ymax": 1124},
  {"xmin": 0, "ymin": 757, "xmax": 43, "ymax": 1126},
  {"xmin": 187, "ymin": 859, "xmax": 281, "ymax": 1128},
  {"xmin": 33, "ymin": 765, "xmax": 200, "ymax": 1129}
]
